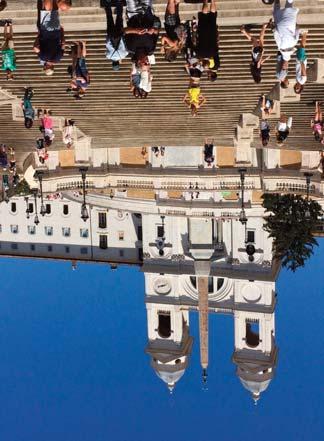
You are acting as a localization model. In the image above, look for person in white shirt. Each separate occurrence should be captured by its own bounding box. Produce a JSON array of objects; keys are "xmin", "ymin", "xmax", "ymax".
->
[
  {"xmin": 276, "ymin": 113, "xmax": 292, "ymax": 144},
  {"xmin": 272, "ymin": 0, "xmax": 299, "ymax": 62},
  {"xmin": 294, "ymin": 30, "xmax": 308, "ymax": 94}
]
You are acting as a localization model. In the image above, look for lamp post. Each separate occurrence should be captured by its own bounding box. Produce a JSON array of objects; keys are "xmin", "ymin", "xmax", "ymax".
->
[
  {"xmin": 80, "ymin": 167, "xmax": 89, "ymax": 222},
  {"xmin": 304, "ymin": 172, "xmax": 313, "ymax": 200},
  {"xmin": 24, "ymin": 196, "xmax": 30, "ymax": 219},
  {"xmin": 238, "ymin": 168, "xmax": 247, "ymax": 225},
  {"xmin": 31, "ymin": 188, "xmax": 40, "ymax": 225},
  {"xmin": 34, "ymin": 170, "xmax": 46, "ymax": 216},
  {"xmin": 304, "ymin": 172, "xmax": 313, "ymax": 219},
  {"xmin": 156, "ymin": 215, "xmax": 166, "ymax": 256}
]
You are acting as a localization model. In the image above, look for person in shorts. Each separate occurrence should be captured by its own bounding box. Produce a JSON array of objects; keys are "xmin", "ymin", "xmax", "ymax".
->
[
  {"xmin": 240, "ymin": 22, "xmax": 270, "ymax": 83},
  {"xmin": 124, "ymin": 0, "xmax": 161, "ymax": 60},
  {"xmin": 311, "ymin": 101, "xmax": 324, "ymax": 144},
  {"xmin": 68, "ymin": 40, "xmax": 90, "ymax": 99},
  {"xmin": 196, "ymin": 0, "xmax": 220, "ymax": 82},
  {"xmin": 1, "ymin": 21, "xmax": 16, "ymax": 80},
  {"xmin": 161, "ymin": 0, "xmax": 186, "ymax": 62},
  {"xmin": 33, "ymin": 0, "xmax": 65, "ymax": 75},
  {"xmin": 184, "ymin": 57, "xmax": 204, "ymax": 85},
  {"xmin": 294, "ymin": 30, "xmax": 308, "ymax": 94}
]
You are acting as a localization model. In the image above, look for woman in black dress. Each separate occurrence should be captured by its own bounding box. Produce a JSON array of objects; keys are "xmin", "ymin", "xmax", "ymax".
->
[{"xmin": 196, "ymin": 0, "xmax": 220, "ymax": 82}]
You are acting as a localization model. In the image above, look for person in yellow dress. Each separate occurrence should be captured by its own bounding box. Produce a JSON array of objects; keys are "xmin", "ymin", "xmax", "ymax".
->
[{"xmin": 183, "ymin": 84, "xmax": 206, "ymax": 117}]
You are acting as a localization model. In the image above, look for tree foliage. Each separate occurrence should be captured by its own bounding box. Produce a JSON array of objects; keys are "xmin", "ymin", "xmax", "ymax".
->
[{"xmin": 262, "ymin": 193, "xmax": 323, "ymax": 272}]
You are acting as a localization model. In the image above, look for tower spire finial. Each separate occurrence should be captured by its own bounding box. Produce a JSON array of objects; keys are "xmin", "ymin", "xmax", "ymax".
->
[{"xmin": 198, "ymin": 276, "xmax": 209, "ymax": 389}]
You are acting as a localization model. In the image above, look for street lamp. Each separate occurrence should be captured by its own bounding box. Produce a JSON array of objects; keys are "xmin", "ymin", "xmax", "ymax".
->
[
  {"xmin": 156, "ymin": 215, "xmax": 166, "ymax": 256},
  {"xmin": 304, "ymin": 172, "xmax": 313, "ymax": 219},
  {"xmin": 34, "ymin": 170, "xmax": 46, "ymax": 216},
  {"xmin": 31, "ymin": 188, "xmax": 40, "ymax": 225},
  {"xmin": 79, "ymin": 167, "xmax": 89, "ymax": 222},
  {"xmin": 238, "ymin": 168, "xmax": 247, "ymax": 225},
  {"xmin": 304, "ymin": 172, "xmax": 313, "ymax": 200},
  {"xmin": 24, "ymin": 196, "xmax": 30, "ymax": 219}
]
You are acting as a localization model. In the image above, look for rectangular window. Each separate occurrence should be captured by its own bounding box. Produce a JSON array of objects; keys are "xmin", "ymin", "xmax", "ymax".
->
[
  {"xmin": 65, "ymin": 246, "xmax": 70, "ymax": 253},
  {"xmin": 45, "ymin": 226, "xmax": 53, "ymax": 236},
  {"xmin": 98, "ymin": 212, "xmax": 107, "ymax": 229},
  {"xmin": 46, "ymin": 204, "xmax": 51, "ymax": 215},
  {"xmin": 80, "ymin": 247, "xmax": 88, "ymax": 255},
  {"xmin": 10, "ymin": 225, "xmax": 18, "ymax": 234},
  {"xmin": 247, "ymin": 230, "xmax": 255, "ymax": 243},
  {"xmin": 11, "ymin": 243, "xmax": 18, "ymax": 250},
  {"xmin": 48, "ymin": 245, "xmax": 52, "ymax": 252},
  {"xmin": 119, "ymin": 249, "xmax": 124, "ymax": 257},
  {"xmin": 63, "ymin": 204, "xmax": 69, "ymax": 215},
  {"xmin": 80, "ymin": 228, "xmax": 89, "ymax": 238},
  {"xmin": 28, "ymin": 225, "xmax": 36, "ymax": 235},
  {"xmin": 99, "ymin": 235, "xmax": 108, "ymax": 249},
  {"xmin": 30, "ymin": 244, "xmax": 35, "ymax": 251},
  {"xmin": 28, "ymin": 203, "xmax": 34, "ymax": 214},
  {"xmin": 11, "ymin": 202, "xmax": 17, "ymax": 213},
  {"xmin": 62, "ymin": 227, "xmax": 71, "ymax": 237},
  {"xmin": 118, "ymin": 231, "xmax": 124, "ymax": 241},
  {"xmin": 157, "ymin": 225, "xmax": 164, "ymax": 238}
]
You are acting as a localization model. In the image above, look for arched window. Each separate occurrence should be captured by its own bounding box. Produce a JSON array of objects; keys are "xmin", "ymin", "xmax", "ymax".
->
[
  {"xmin": 246, "ymin": 321, "xmax": 260, "ymax": 348},
  {"xmin": 190, "ymin": 276, "xmax": 214, "ymax": 293},
  {"xmin": 158, "ymin": 312, "xmax": 171, "ymax": 338}
]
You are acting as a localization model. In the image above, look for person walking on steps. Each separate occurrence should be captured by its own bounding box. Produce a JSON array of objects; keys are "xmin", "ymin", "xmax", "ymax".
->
[
  {"xmin": 196, "ymin": 0, "xmax": 220, "ymax": 82},
  {"xmin": 240, "ymin": 22, "xmax": 270, "ymax": 83},
  {"xmin": 276, "ymin": 113, "xmax": 292, "ymax": 144},
  {"xmin": 271, "ymin": 0, "xmax": 300, "ymax": 62},
  {"xmin": 260, "ymin": 119, "xmax": 271, "ymax": 146},
  {"xmin": 1, "ymin": 20, "xmax": 16, "ymax": 80},
  {"xmin": 204, "ymin": 138, "xmax": 214, "ymax": 166},
  {"xmin": 33, "ymin": 0, "xmax": 66, "ymax": 76},
  {"xmin": 183, "ymin": 84, "xmax": 206, "ymax": 117},
  {"xmin": 124, "ymin": 0, "xmax": 161, "ymax": 60},
  {"xmin": 311, "ymin": 101, "xmax": 324, "ymax": 144},
  {"xmin": 276, "ymin": 51, "xmax": 289, "ymax": 88},
  {"xmin": 161, "ymin": 0, "xmax": 186, "ymax": 62},
  {"xmin": 102, "ymin": 0, "xmax": 129, "ymax": 71},
  {"xmin": 294, "ymin": 30, "xmax": 308, "ymax": 94},
  {"xmin": 67, "ymin": 40, "xmax": 90, "ymax": 99},
  {"xmin": 22, "ymin": 87, "xmax": 35, "ymax": 129}
]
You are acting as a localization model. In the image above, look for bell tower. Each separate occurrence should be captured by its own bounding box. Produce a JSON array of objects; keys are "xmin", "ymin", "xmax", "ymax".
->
[
  {"xmin": 232, "ymin": 309, "xmax": 278, "ymax": 404},
  {"xmin": 145, "ymin": 303, "xmax": 193, "ymax": 392}
]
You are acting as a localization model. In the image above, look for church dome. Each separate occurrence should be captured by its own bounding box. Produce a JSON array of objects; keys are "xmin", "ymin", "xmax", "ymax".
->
[
  {"xmin": 239, "ymin": 378, "xmax": 271, "ymax": 395},
  {"xmin": 151, "ymin": 357, "xmax": 188, "ymax": 392},
  {"xmin": 155, "ymin": 369, "xmax": 186, "ymax": 388}
]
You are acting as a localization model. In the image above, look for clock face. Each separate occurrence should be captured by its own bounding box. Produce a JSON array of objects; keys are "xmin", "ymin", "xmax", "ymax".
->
[{"xmin": 153, "ymin": 278, "xmax": 171, "ymax": 295}]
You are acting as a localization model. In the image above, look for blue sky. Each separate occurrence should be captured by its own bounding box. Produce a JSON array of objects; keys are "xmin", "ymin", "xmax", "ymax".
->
[{"xmin": 0, "ymin": 242, "xmax": 323, "ymax": 441}]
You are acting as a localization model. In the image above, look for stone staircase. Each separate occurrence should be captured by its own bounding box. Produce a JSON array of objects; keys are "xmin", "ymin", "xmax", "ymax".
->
[
  {"xmin": 2, "ymin": 0, "xmax": 324, "ymax": 30},
  {"xmin": 0, "ymin": 1, "xmax": 324, "ymax": 154}
]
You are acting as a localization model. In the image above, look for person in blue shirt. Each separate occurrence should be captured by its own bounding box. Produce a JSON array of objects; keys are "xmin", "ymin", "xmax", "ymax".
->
[{"xmin": 102, "ymin": 0, "xmax": 128, "ymax": 71}]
